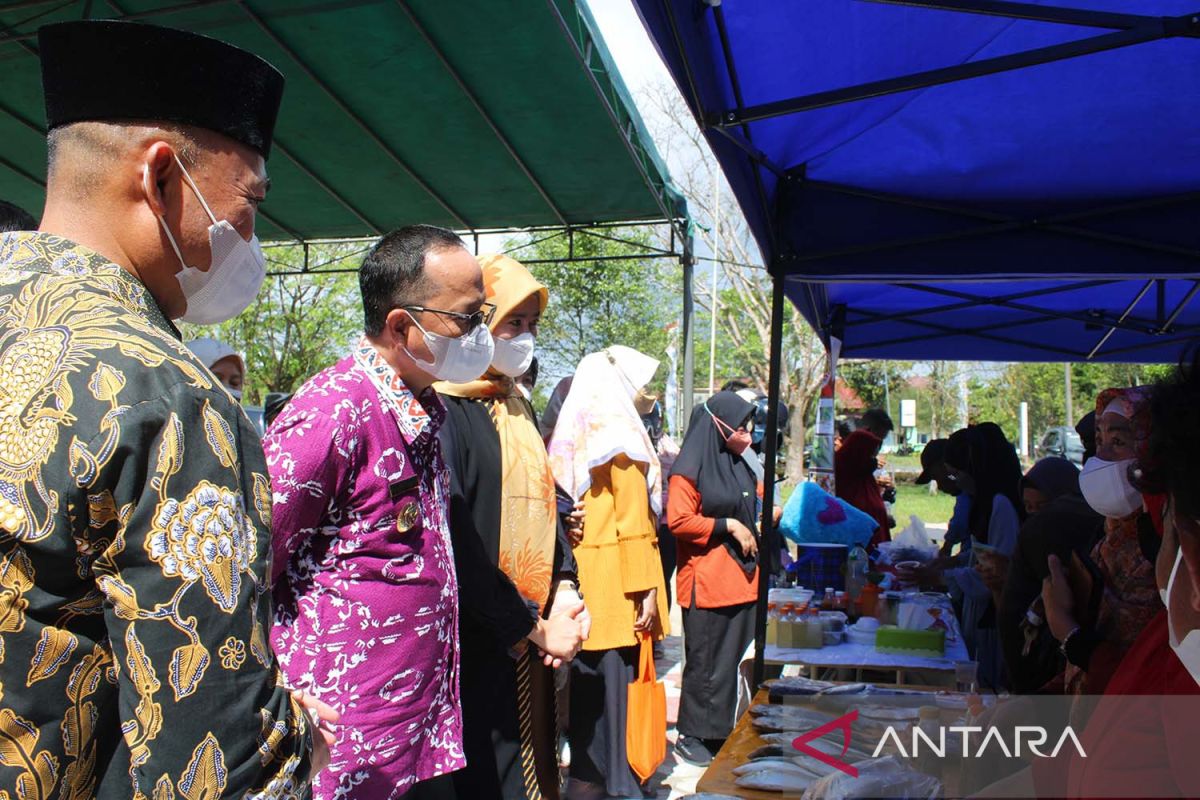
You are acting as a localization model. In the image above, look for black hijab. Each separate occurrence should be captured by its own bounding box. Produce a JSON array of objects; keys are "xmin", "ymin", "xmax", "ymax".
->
[
  {"xmin": 672, "ymin": 391, "xmax": 758, "ymax": 570},
  {"xmin": 945, "ymin": 423, "xmax": 1025, "ymax": 542}
]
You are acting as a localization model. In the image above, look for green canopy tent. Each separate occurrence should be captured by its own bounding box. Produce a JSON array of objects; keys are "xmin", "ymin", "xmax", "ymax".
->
[
  {"xmin": 0, "ymin": 0, "xmax": 696, "ymax": 417},
  {"xmin": 0, "ymin": 0, "xmax": 685, "ymax": 238}
]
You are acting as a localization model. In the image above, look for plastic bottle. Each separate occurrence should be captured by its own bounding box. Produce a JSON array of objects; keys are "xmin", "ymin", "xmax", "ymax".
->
[
  {"xmin": 806, "ymin": 608, "xmax": 825, "ymax": 649},
  {"xmin": 792, "ymin": 605, "xmax": 808, "ymax": 649},
  {"xmin": 778, "ymin": 603, "xmax": 795, "ymax": 648},
  {"xmin": 766, "ymin": 602, "xmax": 779, "ymax": 646},
  {"xmin": 835, "ymin": 591, "xmax": 848, "ymax": 612},
  {"xmin": 791, "ymin": 606, "xmax": 807, "ymax": 649},
  {"xmin": 846, "ymin": 545, "xmax": 869, "ymax": 602},
  {"xmin": 821, "ymin": 587, "xmax": 836, "ymax": 611},
  {"xmin": 792, "ymin": 606, "xmax": 808, "ymax": 649},
  {"xmin": 859, "ymin": 583, "xmax": 880, "ymax": 618}
]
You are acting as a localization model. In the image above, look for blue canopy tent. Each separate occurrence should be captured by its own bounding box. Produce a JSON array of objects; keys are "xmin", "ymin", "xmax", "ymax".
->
[{"xmin": 632, "ymin": 0, "xmax": 1200, "ymax": 683}]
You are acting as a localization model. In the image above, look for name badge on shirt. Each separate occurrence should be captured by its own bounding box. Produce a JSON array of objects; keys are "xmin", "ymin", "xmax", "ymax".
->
[{"xmin": 388, "ymin": 475, "xmax": 419, "ymax": 501}]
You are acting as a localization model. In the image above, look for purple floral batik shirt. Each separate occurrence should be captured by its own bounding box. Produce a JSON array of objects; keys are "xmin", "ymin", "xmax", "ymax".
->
[{"xmin": 265, "ymin": 340, "xmax": 463, "ymax": 799}]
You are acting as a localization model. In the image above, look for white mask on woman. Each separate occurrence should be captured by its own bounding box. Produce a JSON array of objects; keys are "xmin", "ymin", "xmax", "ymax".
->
[
  {"xmin": 491, "ymin": 332, "xmax": 535, "ymax": 378},
  {"xmin": 1078, "ymin": 456, "xmax": 1143, "ymax": 518}
]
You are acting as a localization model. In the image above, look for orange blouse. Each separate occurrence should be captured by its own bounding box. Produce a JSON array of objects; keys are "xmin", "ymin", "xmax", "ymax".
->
[
  {"xmin": 667, "ymin": 474, "xmax": 759, "ymax": 610},
  {"xmin": 575, "ymin": 455, "xmax": 670, "ymax": 651}
]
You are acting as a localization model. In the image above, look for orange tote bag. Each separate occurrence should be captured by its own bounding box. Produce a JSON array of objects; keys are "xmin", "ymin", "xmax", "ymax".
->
[{"xmin": 626, "ymin": 633, "xmax": 666, "ymax": 782}]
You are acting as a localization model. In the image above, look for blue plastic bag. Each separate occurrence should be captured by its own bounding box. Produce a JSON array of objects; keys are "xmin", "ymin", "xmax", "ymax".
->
[{"xmin": 778, "ymin": 481, "xmax": 878, "ymax": 547}]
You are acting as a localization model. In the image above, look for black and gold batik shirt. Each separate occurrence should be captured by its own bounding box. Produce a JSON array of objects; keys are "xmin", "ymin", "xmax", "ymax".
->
[{"xmin": 0, "ymin": 231, "xmax": 312, "ymax": 799}]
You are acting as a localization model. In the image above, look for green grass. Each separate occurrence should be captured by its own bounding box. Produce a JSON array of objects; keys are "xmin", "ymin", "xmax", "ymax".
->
[
  {"xmin": 882, "ymin": 452, "xmax": 923, "ymax": 471},
  {"xmin": 892, "ymin": 482, "xmax": 955, "ymax": 524}
]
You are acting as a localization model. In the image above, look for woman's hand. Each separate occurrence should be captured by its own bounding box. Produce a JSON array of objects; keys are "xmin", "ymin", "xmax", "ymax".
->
[
  {"xmin": 550, "ymin": 582, "xmax": 591, "ymax": 641},
  {"xmin": 1041, "ymin": 553, "xmax": 1079, "ymax": 642},
  {"xmin": 291, "ymin": 689, "xmax": 340, "ymax": 775},
  {"xmin": 976, "ymin": 551, "xmax": 1010, "ymax": 591},
  {"xmin": 633, "ymin": 588, "xmax": 659, "ymax": 634},
  {"xmin": 976, "ymin": 550, "xmax": 1011, "ymax": 607},
  {"xmin": 728, "ymin": 519, "xmax": 759, "ymax": 559},
  {"xmin": 529, "ymin": 604, "xmax": 585, "ymax": 668},
  {"xmin": 566, "ymin": 501, "xmax": 585, "ymax": 547}
]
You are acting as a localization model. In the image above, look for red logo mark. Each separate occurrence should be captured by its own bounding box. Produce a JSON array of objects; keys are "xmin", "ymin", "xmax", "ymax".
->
[{"xmin": 792, "ymin": 709, "xmax": 859, "ymax": 778}]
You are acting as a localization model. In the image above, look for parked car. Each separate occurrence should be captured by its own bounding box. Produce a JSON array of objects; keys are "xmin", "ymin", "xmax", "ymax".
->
[{"xmin": 1035, "ymin": 426, "xmax": 1085, "ymax": 466}]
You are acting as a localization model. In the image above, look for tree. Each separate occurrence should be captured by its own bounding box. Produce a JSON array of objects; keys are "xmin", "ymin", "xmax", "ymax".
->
[
  {"xmin": 180, "ymin": 242, "xmax": 365, "ymax": 404},
  {"xmin": 966, "ymin": 361, "xmax": 1168, "ymax": 447},
  {"xmin": 640, "ymin": 81, "xmax": 828, "ymax": 482},
  {"xmin": 839, "ymin": 360, "xmax": 921, "ymax": 423},
  {"xmin": 925, "ymin": 361, "xmax": 970, "ymax": 438},
  {"xmin": 505, "ymin": 227, "xmax": 679, "ymax": 393},
  {"xmin": 839, "ymin": 361, "xmax": 891, "ymax": 412}
]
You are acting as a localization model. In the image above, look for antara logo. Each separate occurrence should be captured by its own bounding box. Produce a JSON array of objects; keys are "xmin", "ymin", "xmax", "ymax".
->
[
  {"xmin": 871, "ymin": 725, "xmax": 1088, "ymax": 760},
  {"xmin": 791, "ymin": 709, "xmax": 860, "ymax": 778},
  {"xmin": 791, "ymin": 710, "xmax": 1087, "ymax": 776}
]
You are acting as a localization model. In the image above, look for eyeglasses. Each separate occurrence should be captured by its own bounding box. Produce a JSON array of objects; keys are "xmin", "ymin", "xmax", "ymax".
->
[{"xmin": 403, "ymin": 302, "xmax": 496, "ymax": 333}]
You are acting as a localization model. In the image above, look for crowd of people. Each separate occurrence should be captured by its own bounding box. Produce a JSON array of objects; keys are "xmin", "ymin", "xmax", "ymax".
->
[
  {"xmin": 4, "ymin": 17, "xmax": 1200, "ymax": 800},
  {"xmin": 831, "ymin": 384, "xmax": 1200, "ymax": 794}
]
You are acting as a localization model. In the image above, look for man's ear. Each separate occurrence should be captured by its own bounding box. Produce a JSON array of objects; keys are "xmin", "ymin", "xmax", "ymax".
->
[
  {"xmin": 384, "ymin": 307, "xmax": 412, "ymax": 342},
  {"xmin": 140, "ymin": 142, "xmax": 179, "ymax": 216}
]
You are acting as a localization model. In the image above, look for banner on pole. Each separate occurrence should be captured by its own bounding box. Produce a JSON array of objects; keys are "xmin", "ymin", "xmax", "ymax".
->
[{"xmin": 810, "ymin": 337, "xmax": 841, "ymax": 494}]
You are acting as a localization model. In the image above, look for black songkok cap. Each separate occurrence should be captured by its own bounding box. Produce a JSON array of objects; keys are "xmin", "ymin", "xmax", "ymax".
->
[{"xmin": 38, "ymin": 20, "xmax": 285, "ymax": 158}]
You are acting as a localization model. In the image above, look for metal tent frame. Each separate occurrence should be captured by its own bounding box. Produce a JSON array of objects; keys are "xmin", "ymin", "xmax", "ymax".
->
[{"xmin": 257, "ymin": 217, "xmax": 699, "ymax": 428}]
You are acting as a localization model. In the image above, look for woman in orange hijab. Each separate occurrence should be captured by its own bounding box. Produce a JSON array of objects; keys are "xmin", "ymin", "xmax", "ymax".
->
[{"xmin": 437, "ymin": 254, "xmax": 589, "ymax": 800}]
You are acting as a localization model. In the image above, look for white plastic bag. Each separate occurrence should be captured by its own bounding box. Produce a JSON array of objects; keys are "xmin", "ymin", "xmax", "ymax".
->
[{"xmin": 876, "ymin": 515, "xmax": 939, "ymax": 565}]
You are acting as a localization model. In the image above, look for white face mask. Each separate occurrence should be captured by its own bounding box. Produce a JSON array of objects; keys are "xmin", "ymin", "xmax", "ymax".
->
[
  {"xmin": 1078, "ymin": 456, "xmax": 1143, "ymax": 518},
  {"xmin": 1165, "ymin": 546, "xmax": 1200, "ymax": 687},
  {"xmin": 149, "ymin": 156, "xmax": 266, "ymax": 325},
  {"xmin": 404, "ymin": 312, "xmax": 495, "ymax": 383},
  {"xmin": 491, "ymin": 331, "xmax": 535, "ymax": 378}
]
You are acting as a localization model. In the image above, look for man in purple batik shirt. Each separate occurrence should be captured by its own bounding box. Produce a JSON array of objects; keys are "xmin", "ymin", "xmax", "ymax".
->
[{"xmin": 266, "ymin": 226, "xmax": 498, "ymax": 799}]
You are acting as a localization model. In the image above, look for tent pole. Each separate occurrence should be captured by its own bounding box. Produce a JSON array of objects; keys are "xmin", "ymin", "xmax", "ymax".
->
[
  {"xmin": 681, "ymin": 234, "xmax": 697, "ymax": 433},
  {"xmin": 753, "ymin": 270, "xmax": 786, "ymax": 687},
  {"xmin": 709, "ymin": 175, "xmax": 721, "ymax": 393}
]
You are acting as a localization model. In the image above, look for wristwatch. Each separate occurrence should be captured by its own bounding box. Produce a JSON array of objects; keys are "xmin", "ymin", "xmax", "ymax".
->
[
  {"xmin": 1059, "ymin": 625, "xmax": 1087, "ymax": 666},
  {"xmin": 1059, "ymin": 625, "xmax": 1081, "ymax": 653}
]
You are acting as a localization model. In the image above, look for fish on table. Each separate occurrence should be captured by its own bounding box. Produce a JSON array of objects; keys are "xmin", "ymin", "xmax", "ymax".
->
[
  {"xmin": 733, "ymin": 757, "xmax": 823, "ymax": 779},
  {"xmin": 734, "ymin": 768, "xmax": 818, "ymax": 793}
]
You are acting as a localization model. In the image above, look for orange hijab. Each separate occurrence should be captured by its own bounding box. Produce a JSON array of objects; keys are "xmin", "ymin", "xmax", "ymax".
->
[{"xmin": 437, "ymin": 255, "xmax": 557, "ymax": 607}]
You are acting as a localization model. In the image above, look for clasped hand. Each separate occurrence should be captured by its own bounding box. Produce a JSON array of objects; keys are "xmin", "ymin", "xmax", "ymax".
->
[{"xmin": 530, "ymin": 584, "xmax": 590, "ymax": 668}]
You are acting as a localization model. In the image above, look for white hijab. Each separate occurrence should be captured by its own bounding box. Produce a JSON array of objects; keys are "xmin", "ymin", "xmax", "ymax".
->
[
  {"xmin": 186, "ymin": 336, "xmax": 245, "ymax": 374},
  {"xmin": 547, "ymin": 345, "xmax": 662, "ymax": 515}
]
